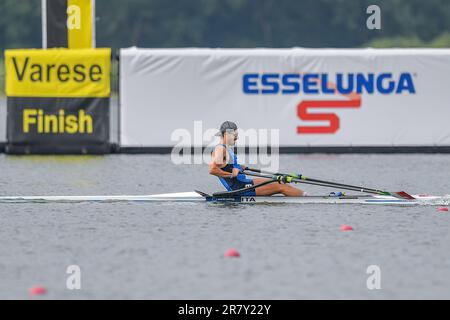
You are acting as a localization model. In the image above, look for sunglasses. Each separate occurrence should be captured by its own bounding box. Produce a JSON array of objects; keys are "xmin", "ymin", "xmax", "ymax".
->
[{"xmin": 224, "ymin": 129, "xmax": 238, "ymax": 139}]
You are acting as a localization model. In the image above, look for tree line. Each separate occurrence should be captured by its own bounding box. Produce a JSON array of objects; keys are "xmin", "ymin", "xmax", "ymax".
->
[
  {"xmin": 1, "ymin": 0, "xmax": 449, "ymax": 93},
  {"xmin": 1, "ymin": 0, "xmax": 449, "ymax": 51}
]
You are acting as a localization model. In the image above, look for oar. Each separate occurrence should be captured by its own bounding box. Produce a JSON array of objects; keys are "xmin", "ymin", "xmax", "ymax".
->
[
  {"xmin": 244, "ymin": 168, "xmax": 415, "ymax": 200},
  {"xmin": 244, "ymin": 171, "xmax": 379, "ymax": 194},
  {"xmin": 212, "ymin": 178, "xmax": 278, "ymax": 197},
  {"xmin": 246, "ymin": 168, "xmax": 386, "ymax": 193}
]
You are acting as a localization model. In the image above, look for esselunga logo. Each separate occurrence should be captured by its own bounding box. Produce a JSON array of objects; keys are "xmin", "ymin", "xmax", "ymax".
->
[
  {"xmin": 242, "ymin": 72, "xmax": 416, "ymax": 95},
  {"xmin": 242, "ymin": 72, "xmax": 416, "ymax": 135},
  {"xmin": 5, "ymin": 48, "xmax": 111, "ymax": 98}
]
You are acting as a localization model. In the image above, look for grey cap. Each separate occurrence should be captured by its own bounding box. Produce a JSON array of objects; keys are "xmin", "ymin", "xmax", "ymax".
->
[{"xmin": 216, "ymin": 121, "xmax": 238, "ymax": 136}]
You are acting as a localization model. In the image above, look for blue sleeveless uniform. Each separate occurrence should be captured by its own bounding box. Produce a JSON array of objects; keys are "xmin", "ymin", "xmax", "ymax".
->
[{"xmin": 215, "ymin": 144, "xmax": 256, "ymax": 196}]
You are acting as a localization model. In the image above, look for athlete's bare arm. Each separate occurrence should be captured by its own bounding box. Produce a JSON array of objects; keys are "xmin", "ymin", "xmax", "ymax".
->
[{"xmin": 208, "ymin": 145, "xmax": 239, "ymax": 178}]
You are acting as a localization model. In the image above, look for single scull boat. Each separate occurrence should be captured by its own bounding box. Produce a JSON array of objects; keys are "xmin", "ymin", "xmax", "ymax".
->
[
  {"xmin": 0, "ymin": 191, "xmax": 447, "ymax": 205},
  {"xmin": 1, "ymin": 168, "xmax": 447, "ymax": 205}
]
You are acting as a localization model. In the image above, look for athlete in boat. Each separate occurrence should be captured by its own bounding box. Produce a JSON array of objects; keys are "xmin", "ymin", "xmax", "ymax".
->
[{"xmin": 208, "ymin": 121, "xmax": 305, "ymax": 196}]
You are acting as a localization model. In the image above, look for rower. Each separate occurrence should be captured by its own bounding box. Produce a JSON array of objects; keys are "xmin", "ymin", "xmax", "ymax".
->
[{"xmin": 208, "ymin": 121, "xmax": 305, "ymax": 196}]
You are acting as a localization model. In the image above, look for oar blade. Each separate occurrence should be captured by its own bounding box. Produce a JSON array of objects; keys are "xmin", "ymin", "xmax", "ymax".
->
[{"xmin": 390, "ymin": 191, "xmax": 416, "ymax": 200}]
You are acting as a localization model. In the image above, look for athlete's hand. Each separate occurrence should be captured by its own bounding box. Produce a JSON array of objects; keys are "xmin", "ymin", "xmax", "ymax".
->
[
  {"xmin": 240, "ymin": 165, "xmax": 247, "ymax": 172},
  {"xmin": 231, "ymin": 167, "xmax": 241, "ymax": 177}
]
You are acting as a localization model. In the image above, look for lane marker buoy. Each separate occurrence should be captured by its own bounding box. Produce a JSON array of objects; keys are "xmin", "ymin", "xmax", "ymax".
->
[
  {"xmin": 224, "ymin": 248, "xmax": 240, "ymax": 258},
  {"xmin": 29, "ymin": 286, "xmax": 47, "ymax": 296},
  {"xmin": 340, "ymin": 224, "xmax": 353, "ymax": 231}
]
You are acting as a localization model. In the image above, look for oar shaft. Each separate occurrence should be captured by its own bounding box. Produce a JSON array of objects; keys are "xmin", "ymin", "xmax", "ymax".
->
[
  {"xmin": 245, "ymin": 168, "xmax": 387, "ymax": 195},
  {"xmin": 244, "ymin": 168, "xmax": 415, "ymax": 200},
  {"xmin": 245, "ymin": 172, "xmax": 383, "ymax": 195}
]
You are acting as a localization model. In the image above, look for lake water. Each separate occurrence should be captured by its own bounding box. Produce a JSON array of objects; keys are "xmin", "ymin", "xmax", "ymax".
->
[{"xmin": 0, "ymin": 153, "xmax": 449, "ymax": 299}]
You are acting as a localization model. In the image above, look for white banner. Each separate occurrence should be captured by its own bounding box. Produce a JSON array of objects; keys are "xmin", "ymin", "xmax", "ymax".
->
[{"xmin": 119, "ymin": 47, "xmax": 450, "ymax": 148}]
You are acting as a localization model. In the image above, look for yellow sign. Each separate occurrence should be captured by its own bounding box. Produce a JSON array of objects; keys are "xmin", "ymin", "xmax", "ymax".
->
[
  {"xmin": 67, "ymin": 0, "xmax": 94, "ymax": 49},
  {"xmin": 5, "ymin": 48, "xmax": 110, "ymax": 98}
]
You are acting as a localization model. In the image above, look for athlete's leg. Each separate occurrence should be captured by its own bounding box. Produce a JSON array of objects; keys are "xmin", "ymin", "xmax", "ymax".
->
[{"xmin": 253, "ymin": 178, "xmax": 305, "ymax": 196}]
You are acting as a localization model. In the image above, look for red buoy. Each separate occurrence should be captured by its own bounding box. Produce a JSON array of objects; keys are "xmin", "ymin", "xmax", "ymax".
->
[
  {"xmin": 340, "ymin": 224, "xmax": 353, "ymax": 231},
  {"xmin": 224, "ymin": 248, "xmax": 240, "ymax": 258},
  {"xmin": 29, "ymin": 286, "xmax": 47, "ymax": 296},
  {"xmin": 437, "ymin": 207, "xmax": 449, "ymax": 212}
]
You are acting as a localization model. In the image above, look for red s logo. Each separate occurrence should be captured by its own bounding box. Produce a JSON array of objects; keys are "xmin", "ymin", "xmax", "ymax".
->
[{"xmin": 297, "ymin": 85, "xmax": 361, "ymax": 134}]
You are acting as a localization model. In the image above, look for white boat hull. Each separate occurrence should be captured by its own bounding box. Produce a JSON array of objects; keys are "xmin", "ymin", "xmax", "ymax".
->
[{"xmin": 0, "ymin": 191, "xmax": 447, "ymax": 206}]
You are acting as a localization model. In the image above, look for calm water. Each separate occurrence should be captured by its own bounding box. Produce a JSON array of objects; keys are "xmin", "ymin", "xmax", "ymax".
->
[{"xmin": 0, "ymin": 154, "xmax": 449, "ymax": 299}]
